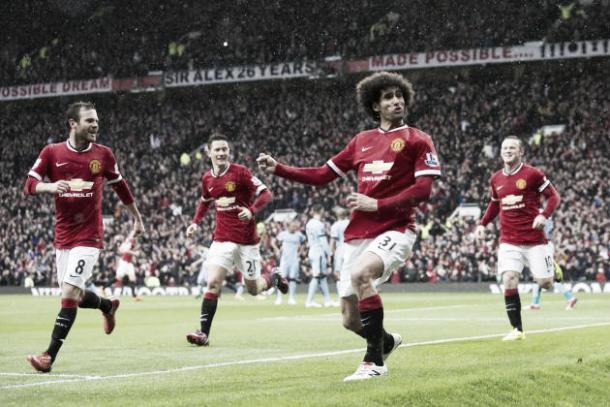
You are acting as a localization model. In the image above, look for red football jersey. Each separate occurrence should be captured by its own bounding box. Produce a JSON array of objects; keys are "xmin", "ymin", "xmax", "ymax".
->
[
  {"xmin": 327, "ymin": 125, "xmax": 441, "ymax": 242},
  {"xmin": 489, "ymin": 163, "xmax": 550, "ymax": 245},
  {"xmin": 120, "ymin": 238, "xmax": 136, "ymax": 262},
  {"xmin": 199, "ymin": 163, "xmax": 267, "ymax": 245},
  {"xmin": 27, "ymin": 141, "xmax": 124, "ymax": 249}
]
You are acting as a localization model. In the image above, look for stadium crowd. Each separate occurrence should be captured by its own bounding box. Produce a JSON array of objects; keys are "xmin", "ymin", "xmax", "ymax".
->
[
  {"xmin": 1, "ymin": 58, "xmax": 608, "ymax": 289},
  {"xmin": 2, "ymin": 0, "xmax": 609, "ymax": 85}
]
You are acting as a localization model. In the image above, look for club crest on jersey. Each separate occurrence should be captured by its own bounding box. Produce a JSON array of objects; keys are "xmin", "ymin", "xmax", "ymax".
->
[
  {"xmin": 516, "ymin": 179, "xmax": 527, "ymax": 190},
  {"xmin": 424, "ymin": 153, "xmax": 440, "ymax": 167},
  {"xmin": 225, "ymin": 181, "xmax": 236, "ymax": 192},
  {"xmin": 390, "ymin": 138, "xmax": 405, "ymax": 152},
  {"xmin": 89, "ymin": 160, "xmax": 102, "ymax": 175}
]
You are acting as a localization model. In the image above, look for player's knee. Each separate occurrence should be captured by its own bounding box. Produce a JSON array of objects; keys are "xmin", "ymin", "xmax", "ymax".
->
[
  {"xmin": 246, "ymin": 285, "xmax": 258, "ymax": 296},
  {"xmin": 206, "ymin": 280, "xmax": 222, "ymax": 294},
  {"xmin": 502, "ymin": 271, "xmax": 519, "ymax": 288},
  {"xmin": 538, "ymin": 278, "xmax": 553, "ymax": 290},
  {"xmin": 351, "ymin": 269, "xmax": 372, "ymax": 290}
]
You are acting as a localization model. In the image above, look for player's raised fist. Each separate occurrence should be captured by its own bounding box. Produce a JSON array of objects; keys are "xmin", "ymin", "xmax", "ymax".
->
[
  {"xmin": 133, "ymin": 219, "xmax": 145, "ymax": 236},
  {"xmin": 256, "ymin": 153, "xmax": 277, "ymax": 174},
  {"xmin": 186, "ymin": 223, "xmax": 199, "ymax": 239}
]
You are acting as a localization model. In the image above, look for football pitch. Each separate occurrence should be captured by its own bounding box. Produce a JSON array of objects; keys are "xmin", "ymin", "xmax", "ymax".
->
[{"xmin": 1, "ymin": 292, "xmax": 609, "ymax": 406}]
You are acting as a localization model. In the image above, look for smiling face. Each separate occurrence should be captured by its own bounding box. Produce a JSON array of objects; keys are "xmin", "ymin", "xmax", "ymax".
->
[
  {"xmin": 501, "ymin": 138, "xmax": 524, "ymax": 168},
  {"xmin": 373, "ymin": 86, "xmax": 405, "ymax": 128},
  {"xmin": 208, "ymin": 139, "xmax": 230, "ymax": 171},
  {"xmin": 70, "ymin": 108, "xmax": 99, "ymax": 145}
]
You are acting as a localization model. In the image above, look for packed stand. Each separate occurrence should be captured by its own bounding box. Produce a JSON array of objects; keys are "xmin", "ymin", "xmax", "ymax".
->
[
  {"xmin": 0, "ymin": 61, "xmax": 609, "ymax": 288},
  {"xmin": 2, "ymin": 1, "xmax": 609, "ymax": 86}
]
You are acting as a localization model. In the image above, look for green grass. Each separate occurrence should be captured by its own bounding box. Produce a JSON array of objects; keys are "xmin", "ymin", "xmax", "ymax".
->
[{"xmin": 1, "ymin": 292, "xmax": 609, "ymax": 406}]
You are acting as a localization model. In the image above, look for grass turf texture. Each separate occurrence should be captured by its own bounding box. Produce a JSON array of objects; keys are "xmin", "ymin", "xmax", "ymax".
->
[{"xmin": 1, "ymin": 292, "xmax": 609, "ymax": 406}]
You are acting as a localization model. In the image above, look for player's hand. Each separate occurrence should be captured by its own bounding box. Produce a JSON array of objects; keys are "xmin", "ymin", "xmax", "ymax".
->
[
  {"xmin": 238, "ymin": 207, "xmax": 253, "ymax": 221},
  {"xmin": 532, "ymin": 214, "xmax": 547, "ymax": 230},
  {"xmin": 186, "ymin": 223, "xmax": 199, "ymax": 239},
  {"xmin": 256, "ymin": 153, "xmax": 277, "ymax": 174},
  {"xmin": 474, "ymin": 224, "xmax": 486, "ymax": 240},
  {"xmin": 346, "ymin": 192, "xmax": 378, "ymax": 212},
  {"xmin": 45, "ymin": 180, "xmax": 70, "ymax": 194},
  {"xmin": 133, "ymin": 219, "xmax": 145, "ymax": 236}
]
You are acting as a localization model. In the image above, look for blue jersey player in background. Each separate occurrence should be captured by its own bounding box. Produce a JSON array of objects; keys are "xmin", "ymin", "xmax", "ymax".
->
[{"xmin": 273, "ymin": 220, "xmax": 305, "ymax": 305}]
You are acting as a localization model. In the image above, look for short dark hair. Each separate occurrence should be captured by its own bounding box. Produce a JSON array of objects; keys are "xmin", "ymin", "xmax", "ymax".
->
[
  {"xmin": 356, "ymin": 71, "xmax": 415, "ymax": 121},
  {"xmin": 503, "ymin": 135, "xmax": 524, "ymax": 151},
  {"xmin": 65, "ymin": 101, "xmax": 96, "ymax": 129},
  {"xmin": 207, "ymin": 133, "xmax": 230, "ymax": 149}
]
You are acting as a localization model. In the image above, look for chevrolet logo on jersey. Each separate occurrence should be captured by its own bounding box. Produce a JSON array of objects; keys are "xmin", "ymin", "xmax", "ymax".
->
[
  {"xmin": 216, "ymin": 196, "xmax": 236, "ymax": 207},
  {"xmin": 68, "ymin": 178, "xmax": 94, "ymax": 191},
  {"xmin": 362, "ymin": 160, "xmax": 394, "ymax": 175},
  {"xmin": 501, "ymin": 194, "xmax": 523, "ymax": 206}
]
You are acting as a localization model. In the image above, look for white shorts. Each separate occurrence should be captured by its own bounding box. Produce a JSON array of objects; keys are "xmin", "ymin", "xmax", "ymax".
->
[
  {"xmin": 206, "ymin": 241, "xmax": 261, "ymax": 280},
  {"xmin": 55, "ymin": 247, "xmax": 101, "ymax": 290},
  {"xmin": 498, "ymin": 243, "xmax": 554, "ymax": 279},
  {"xmin": 116, "ymin": 259, "xmax": 136, "ymax": 281},
  {"xmin": 337, "ymin": 230, "xmax": 416, "ymax": 298}
]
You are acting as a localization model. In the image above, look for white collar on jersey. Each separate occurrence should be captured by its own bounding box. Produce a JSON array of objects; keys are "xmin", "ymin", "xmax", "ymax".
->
[
  {"xmin": 211, "ymin": 163, "xmax": 231, "ymax": 177},
  {"xmin": 377, "ymin": 124, "xmax": 409, "ymax": 134},
  {"xmin": 502, "ymin": 162, "xmax": 524, "ymax": 176},
  {"xmin": 66, "ymin": 140, "xmax": 93, "ymax": 153}
]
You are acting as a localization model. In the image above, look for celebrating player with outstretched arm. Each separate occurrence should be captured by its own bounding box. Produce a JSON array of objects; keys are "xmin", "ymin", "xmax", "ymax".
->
[
  {"xmin": 476, "ymin": 136, "xmax": 560, "ymax": 341},
  {"xmin": 185, "ymin": 133, "xmax": 288, "ymax": 347},
  {"xmin": 23, "ymin": 101, "xmax": 145, "ymax": 373},
  {"xmin": 258, "ymin": 71, "xmax": 441, "ymax": 381}
]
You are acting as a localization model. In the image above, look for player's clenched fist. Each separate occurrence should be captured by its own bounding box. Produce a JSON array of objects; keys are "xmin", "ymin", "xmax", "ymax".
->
[
  {"xmin": 186, "ymin": 223, "xmax": 199, "ymax": 239},
  {"xmin": 237, "ymin": 207, "xmax": 253, "ymax": 221},
  {"xmin": 256, "ymin": 153, "xmax": 277, "ymax": 174}
]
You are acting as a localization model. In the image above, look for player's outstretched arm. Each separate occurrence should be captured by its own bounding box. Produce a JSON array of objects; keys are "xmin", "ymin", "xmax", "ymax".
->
[
  {"xmin": 257, "ymin": 153, "xmax": 337, "ymax": 186},
  {"xmin": 125, "ymin": 203, "xmax": 145, "ymax": 236}
]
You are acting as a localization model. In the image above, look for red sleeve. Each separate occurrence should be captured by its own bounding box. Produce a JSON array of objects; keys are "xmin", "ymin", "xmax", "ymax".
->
[
  {"xmin": 251, "ymin": 189, "xmax": 272, "ymax": 214},
  {"xmin": 479, "ymin": 201, "xmax": 500, "ymax": 226},
  {"xmin": 192, "ymin": 198, "xmax": 211, "ymax": 224},
  {"xmin": 541, "ymin": 184, "xmax": 560, "ymax": 218},
  {"xmin": 242, "ymin": 166, "xmax": 268, "ymax": 197},
  {"xmin": 274, "ymin": 163, "xmax": 338, "ymax": 186},
  {"xmin": 326, "ymin": 137, "xmax": 357, "ymax": 177},
  {"xmin": 111, "ymin": 179, "xmax": 135, "ymax": 205},
  {"xmin": 413, "ymin": 133, "xmax": 442, "ymax": 178},
  {"xmin": 104, "ymin": 148, "xmax": 124, "ymax": 184},
  {"xmin": 24, "ymin": 146, "xmax": 51, "ymax": 195},
  {"xmin": 376, "ymin": 176, "xmax": 434, "ymax": 213}
]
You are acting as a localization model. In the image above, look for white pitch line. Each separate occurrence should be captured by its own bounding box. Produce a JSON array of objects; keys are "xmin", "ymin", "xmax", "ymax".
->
[
  {"xmin": 258, "ymin": 304, "xmax": 470, "ymax": 321},
  {"xmin": 2, "ymin": 321, "xmax": 609, "ymax": 390},
  {"xmin": 0, "ymin": 372, "xmax": 98, "ymax": 379}
]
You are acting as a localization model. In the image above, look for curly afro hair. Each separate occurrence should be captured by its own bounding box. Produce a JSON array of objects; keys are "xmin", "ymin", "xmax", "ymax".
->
[{"xmin": 356, "ymin": 71, "xmax": 415, "ymax": 122}]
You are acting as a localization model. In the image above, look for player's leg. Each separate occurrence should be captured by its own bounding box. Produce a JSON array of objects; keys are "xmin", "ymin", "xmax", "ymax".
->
[
  {"xmin": 305, "ymin": 255, "xmax": 322, "ymax": 307},
  {"xmin": 275, "ymin": 262, "xmax": 288, "ymax": 305},
  {"xmin": 287, "ymin": 263, "xmax": 298, "ymax": 304},
  {"xmin": 317, "ymin": 255, "xmax": 333, "ymax": 306},
  {"xmin": 28, "ymin": 247, "xmax": 103, "ymax": 372},
  {"xmin": 338, "ymin": 242, "xmax": 398, "ymax": 375},
  {"xmin": 187, "ymin": 242, "xmax": 233, "ymax": 346},
  {"xmin": 234, "ymin": 271, "xmax": 245, "ymax": 300},
  {"xmin": 497, "ymin": 244, "xmax": 525, "ymax": 340},
  {"xmin": 344, "ymin": 231, "xmax": 413, "ymax": 381},
  {"xmin": 239, "ymin": 244, "xmax": 287, "ymax": 296},
  {"xmin": 529, "ymin": 282, "xmax": 542, "ymax": 310},
  {"xmin": 552, "ymin": 261, "xmax": 577, "ymax": 309}
]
